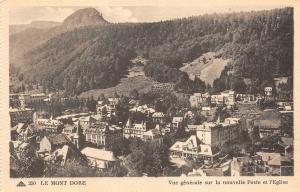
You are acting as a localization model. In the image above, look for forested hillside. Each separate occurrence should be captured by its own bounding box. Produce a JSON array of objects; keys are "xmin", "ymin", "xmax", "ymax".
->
[{"xmin": 11, "ymin": 7, "xmax": 293, "ymax": 95}]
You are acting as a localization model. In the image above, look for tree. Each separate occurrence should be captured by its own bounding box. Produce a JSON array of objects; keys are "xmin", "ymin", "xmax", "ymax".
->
[
  {"xmin": 202, "ymin": 57, "xmax": 207, "ymax": 64},
  {"xmin": 99, "ymin": 93, "xmax": 106, "ymax": 101},
  {"xmin": 124, "ymin": 150, "xmax": 145, "ymax": 176},
  {"xmin": 18, "ymin": 73, "xmax": 24, "ymax": 81},
  {"xmin": 15, "ymin": 146, "xmax": 44, "ymax": 178},
  {"xmin": 129, "ymin": 89, "xmax": 139, "ymax": 100},
  {"xmin": 20, "ymin": 83, "xmax": 26, "ymax": 92},
  {"xmin": 280, "ymin": 113, "xmax": 293, "ymax": 137},
  {"xmin": 124, "ymin": 139, "xmax": 170, "ymax": 176},
  {"xmin": 85, "ymin": 96, "xmax": 97, "ymax": 112},
  {"xmin": 112, "ymin": 138, "xmax": 130, "ymax": 156},
  {"xmin": 231, "ymin": 77, "xmax": 247, "ymax": 93},
  {"xmin": 113, "ymin": 91, "xmax": 120, "ymax": 98},
  {"xmin": 194, "ymin": 77, "xmax": 206, "ymax": 92},
  {"xmin": 212, "ymin": 79, "xmax": 225, "ymax": 94},
  {"xmin": 206, "ymin": 83, "xmax": 212, "ymax": 94},
  {"xmin": 44, "ymin": 160, "xmax": 100, "ymax": 177},
  {"xmin": 12, "ymin": 8, "xmax": 293, "ymax": 96}
]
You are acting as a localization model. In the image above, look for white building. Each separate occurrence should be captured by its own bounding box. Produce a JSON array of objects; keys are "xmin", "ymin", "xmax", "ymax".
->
[
  {"xmin": 152, "ymin": 112, "xmax": 166, "ymax": 124},
  {"xmin": 129, "ymin": 105, "xmax": 156, "ymax": 115},
  {"xmin": 81, "ymin": 147, "xmax": 119, "ymax": 169},
  {"xmin": 196, "ymin": 118, "xmax": 241, "ymax": 147},
  {"xmin": 189, "ymin": 93, "xmax": 210, "ymax": 108},
  {"xmin": 96, "ymin": 97, "xmax": 120, "ymax": 117},
  {"xmin": 142, "ymin": 125, "xmax": 163, "ymax": 143},
  {"xmin": 169, "ymin": 135, "xmax": 220, "ymax": 163},
  {"xmin": 172, "ymin": 117, "xmax": 184, "ymax": 130},
  {"xmin": 123, "ymin": 119, "xmax": 150, "ymax": 139},
  {"xmin": 264, "ymin": 87, "xmax": 273, "ymax": 97},
  {"xmin": 211, "ymin": 91, "xmax": 235, "ymax": 106},
  {"xmin": 35, "ymin": 117, "xmax": 64, "ymax": 133}
]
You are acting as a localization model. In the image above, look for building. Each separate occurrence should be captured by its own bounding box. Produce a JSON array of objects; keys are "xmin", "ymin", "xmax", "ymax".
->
[
  {"xmin": 123, "ymin": 118, "xmax": 150, "ymax": 139},
  {"xmin": 129, "ymin": 105, "xmax": 156, "ymax": 115},
  {"xmin": 152, "ymin": 112, "xmax": 166, "ymax": 124},
  {"xmin": 38, "ymin": 133, "xmax": 84, "ymax": 164},
  {"xmin": 107, "ymin": 97, "xmax": 120, "ymax": 116},
  {"xmin": 196, "ymin": 118, "xmax": 241, "ymax": 147},
  {"xmin": 169, "ymin": 135, "xmax": 220, "ymax": 163},
  {"xmin": 200, "ymin": 107, "xmax": 216, "ymax": 122},
  {"xmin": 39, "ymin": 134, "xmax": 72, "ymax": 153},
  {"xmin": 253, "ymin": 109, "xmax": 281, "ymax": 138},
  {"xmin": 9, "ymin": 108, "xmax": 34, "ymax": 126},
  {"xmin": 186, "ymin": 124, "xmax": 201, "ymax": 133},
  {"xmin": 63, "ymin": 122, "xmax": 85, "ymax": 149},
  {"xmin": 96, "ymin": 103, "xmax": 108, "ymax": 118},
  {"xmin": 50, "ymin": 145, "xmax": 84, "ymax": 165},
  {"xmin": 10, "ymin": 93, "xmax": 48, "ymax": 107},
  {"xmin": 172, "ymin": 117, "xmax": 184, "ymax": 130},
  {"xmin": 10, "ymin": 94, "xmax": 30, "ymax": 108},
  {"xmin": 277, "ymin": 102, "xmax": 293, "ymax": 111},
  {"xmin": 63, "ymin": 124, "xmax": 77, "ymax": 136},
  {"xmin": 189, "ymin": 93, "xmax": 203, "ymax": 108},
  {"xmin": 230, "ymin": 156, "xmax": 258, "ymax": 176},
  {"xmin": 274, "ymin": 77, "xmax": 289, "ymax": 91},
  {"xmin": 10, "ymin": 141, "xmax": 31, "ymax": 159},
  {"xmin": 221, "ymin": 90, "xmax": 236, "ymax": 106},
  {"xmin": 189, "ymin": 93, "xmax": 210, "ymax": 108},
  {"xmin": 254, "ymin": 119, "xmax": 281, "ymax": 138},
  {"xmin": 13, "ymin": 123, "xmax": 38, "ymax": 144},
  {"xmin": 29, "ymin": 93, "xmax": 47, "ymax": 103},
  {"xmin": 56, "ymin": 112, "xmax": 90, "ymax": 122},
  {"xmin": 77, "ymin": 116, "xmax": 97, "ymax": 127},
  {"xmin": 161, "ymin": 123, "xmax": 173, "ymax": 135},
  {"xmin": 35, "ymin": 117, "xmax": 64, "ymax": 133},
  {"xmin": 256, "ymin": 152, "xmax": 282, "ymax": 176},
  {"xmin": 264, "ymin": 87, "xmax": 273, "ymax": 98},
  {"xmin": 211, "ymin": 95, "xmax": 225, "ymax": 106},
  {"xmin": 273, "ymin": 137, "xmax": 293, "ymax": 160},
  {"xmin": 96, "ymin": 97, "xmax": 120, "ymax": 117},
  {"xmin": 236, "ymin": 94, "xmax": 256, "ymax": 103},
  {"xmin": 142, "ymin": 125, "xmax": 163, "ymax": 143},
  {"xmin": 81, "ymin": 147, "xmax": 119, "ymax": 169},
  {"xmin": 211, "ymin": 91, "xmax": 235, "ymax": 106},
  {"xmin": 84, "ymin": 122, "xmax": 122, "ymax": 150}
]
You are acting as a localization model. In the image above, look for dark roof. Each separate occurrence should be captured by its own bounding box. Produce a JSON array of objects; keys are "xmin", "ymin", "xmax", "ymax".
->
[
  {"xmin": 254, "ymin": 119, "xmax": 281, "ymax": 129},
  {"xmin": 48, "ymin": 134, "xmax": 70, "ymax": 145},
  {"xmin": 261, "ymin": 109, "xmax": 281, "ymax": 119},
  {"xmin": 89, "ymin": 122, "xmax": 108, "ymax": 129}
]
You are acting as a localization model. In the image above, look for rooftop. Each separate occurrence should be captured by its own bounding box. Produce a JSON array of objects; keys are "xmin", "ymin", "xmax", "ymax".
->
[
  {"xmin": 81, "ymin": 147, "xmax": 117, "ymax": 161},
  {"xmin": 9, "ymin": 108, "xmax": 34, "ymax": 112},
  {"xmin": 152, "ymin": 112, "xmax": 165, "ymax": 118},
  {"xmin": 47, "ymin": 134, "xmax": 70, "ymax": 145},
  {"xmin": 256, "ymin": 152, "xmax": 281, "ymax": 166}
]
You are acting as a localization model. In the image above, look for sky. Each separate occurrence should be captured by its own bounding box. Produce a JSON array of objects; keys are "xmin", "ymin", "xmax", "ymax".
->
[{"xmin": 9, "ymin": 5, "xmax": 287, "ymax": 25}]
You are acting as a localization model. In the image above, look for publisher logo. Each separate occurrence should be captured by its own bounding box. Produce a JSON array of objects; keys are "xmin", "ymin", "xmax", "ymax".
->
[{"xmin": 16, "ymin": 181, "xmax": 26, "ymax": 187}]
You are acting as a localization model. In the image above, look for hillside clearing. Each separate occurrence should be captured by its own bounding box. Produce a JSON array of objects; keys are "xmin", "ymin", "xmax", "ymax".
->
[{"xmin": 180, "ymin": 52, "xmax": 230, "ymax": 85}]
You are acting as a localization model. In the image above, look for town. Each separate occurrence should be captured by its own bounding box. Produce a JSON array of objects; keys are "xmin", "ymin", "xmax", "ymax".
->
[{"xmin": 9, "ymin": 78, "xmax": 294, "ymax": 177}]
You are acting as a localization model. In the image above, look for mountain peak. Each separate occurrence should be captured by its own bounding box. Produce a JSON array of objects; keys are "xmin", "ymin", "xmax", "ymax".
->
[{"xmin": 63, "ymin": 8, "xmax": 108, "ymax": 27}]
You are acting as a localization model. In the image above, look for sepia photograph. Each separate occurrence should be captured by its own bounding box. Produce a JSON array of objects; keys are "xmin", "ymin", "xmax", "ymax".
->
[{"xmin": 8, "ymin": 4, "xmax": 294, "ymax": 179}]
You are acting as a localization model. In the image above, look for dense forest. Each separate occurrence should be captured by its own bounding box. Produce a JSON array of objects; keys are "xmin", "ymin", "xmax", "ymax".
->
[{"xmin": 13, "ymin": 7, "xmax": 293, "ymax": 95}]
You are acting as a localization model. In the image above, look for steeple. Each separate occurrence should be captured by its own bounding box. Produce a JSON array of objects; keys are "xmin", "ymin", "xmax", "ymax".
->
[
  {"xmin": 216, "ymin": 113, "xmax": 221, "ymax": 123},
  {"xmin": 126, "ymin": 118, "xmax": 131, "ymax": 126},
  {"xmin": 155, "ymin": 124, "xmax": 160, "ymax": 131}
]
